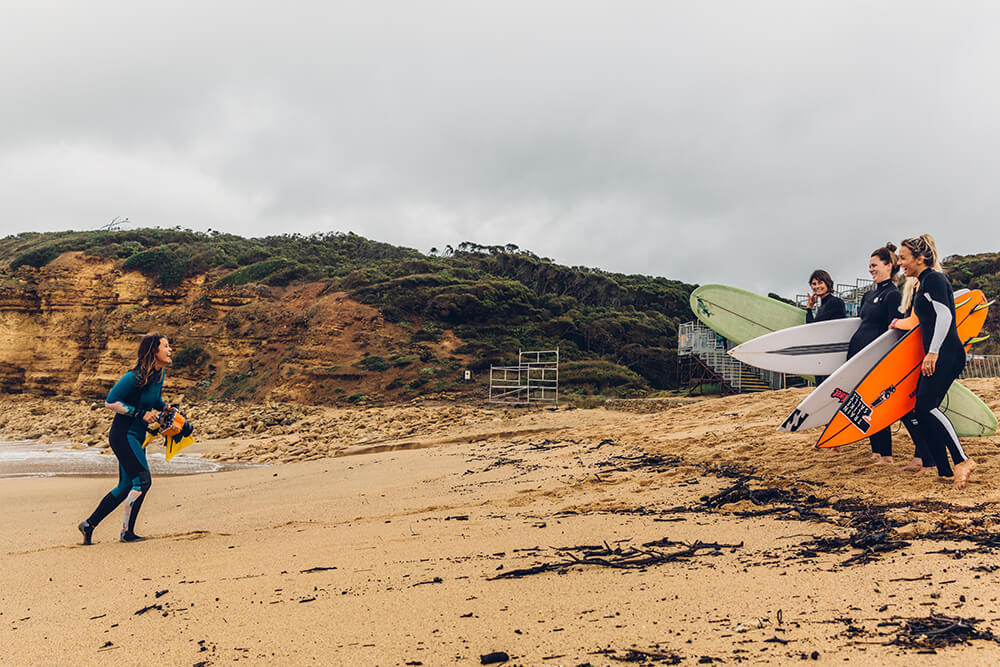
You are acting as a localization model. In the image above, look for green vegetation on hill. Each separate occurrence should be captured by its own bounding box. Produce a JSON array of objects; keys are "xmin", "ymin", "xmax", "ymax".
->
[
  {"xmin": 0, "ymin": 229, "xmax": 694, "ymax": 396},
  {"xmin": 944, "ymin": 253, "xmax": 1000, "ymax": 355},
  {"xmin": 3, "ymin": 230, "xmax": 998, "ymax": 395}
]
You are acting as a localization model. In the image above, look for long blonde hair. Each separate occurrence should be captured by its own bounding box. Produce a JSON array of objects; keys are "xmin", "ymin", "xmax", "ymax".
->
[{"xmin": 899, "ymin": 234, "xmax": 944, "ymax": 313}]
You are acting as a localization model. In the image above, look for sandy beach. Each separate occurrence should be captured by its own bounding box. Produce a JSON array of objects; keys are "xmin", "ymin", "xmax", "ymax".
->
[{"xmin": 4, "ymin": 380, "xmax": 1000, "ymax": 665}]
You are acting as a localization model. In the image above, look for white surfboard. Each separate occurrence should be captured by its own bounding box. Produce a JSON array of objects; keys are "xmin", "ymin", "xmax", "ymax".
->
[
  {"xmin": 735, "ymin": 288, "xmax": 971, "ymax": 377},
  {"xmin": 728, "ymin": 318, "xmax": 861, "ymax": 375},
  {"xmin": 779, "ymin": 328, "xmax": 903, "ymax": 433}
]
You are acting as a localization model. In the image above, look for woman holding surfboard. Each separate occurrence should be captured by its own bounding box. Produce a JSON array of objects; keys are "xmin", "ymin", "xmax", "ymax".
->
[
  {"xmin": 895, "ymin": 235, "xmax": 976, "ymax": 489},
  {"xmin": 848, "ymin": 244, "xmax": 903, "ymax": 463},
  {"xmin": 78, "ymin": 333, "xmax": 172, "ymax": 544},
  {"xmin": 806, "ymin": 269, "xmax": 846, "ymax": 383}
]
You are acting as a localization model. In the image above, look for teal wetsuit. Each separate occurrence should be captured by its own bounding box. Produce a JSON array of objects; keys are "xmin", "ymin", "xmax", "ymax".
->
[{"xmin": 83, "ymin": 370, "xmax": 166, "ymax": 540}]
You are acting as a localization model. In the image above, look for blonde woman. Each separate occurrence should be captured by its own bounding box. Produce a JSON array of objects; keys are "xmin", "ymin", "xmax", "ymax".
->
[{"xmin": 896, "ymin": 235, "xmax": 975, "ymax": 489}]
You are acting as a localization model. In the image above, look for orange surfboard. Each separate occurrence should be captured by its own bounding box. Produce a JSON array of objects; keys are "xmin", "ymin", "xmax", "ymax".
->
[{"xmin": 816, "ymin": 290, "xmax": 988, "ymax": 448}]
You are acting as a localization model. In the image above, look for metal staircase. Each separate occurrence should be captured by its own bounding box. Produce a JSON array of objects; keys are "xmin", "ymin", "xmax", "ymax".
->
[{"xmin": 678, "ymin": 321, "xmax": 785, "ymax": 394}]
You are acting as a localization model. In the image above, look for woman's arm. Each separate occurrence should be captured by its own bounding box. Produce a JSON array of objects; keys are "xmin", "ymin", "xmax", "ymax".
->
[
  {"xmin": 105, "ymin": 373, "xmax": 138, "ymax": 416},
  {"xmin": 104, "ymin": 372, "xmax": 156, "ymax": 422}
]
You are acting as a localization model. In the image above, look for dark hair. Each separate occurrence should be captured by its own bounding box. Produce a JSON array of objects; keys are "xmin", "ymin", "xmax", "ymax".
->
[
  {"xmin": 133, "ymin": 332, "xmax": 166, "ymax": 387},
  {"xmin": 809, "ymin": 269, "xmax": 833, "ymax": 292},
  {"xmin": 871, "ymin": 242, "xmax": 899, "ymax": 273}
]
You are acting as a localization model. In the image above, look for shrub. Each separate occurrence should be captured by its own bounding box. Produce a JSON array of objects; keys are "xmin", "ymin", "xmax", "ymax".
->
[
  {"xmin": 412, "ymin": 322, "xmax": 443, "ymax": 342},
  {"xmin": 559, "ymin": 360, "xmax": 649, "ymax": 396},
  {"xmin": 10, "ymin": 245, "xmax": 65, "ymax": 270},
  {"xmin": 122, "ymin": 247, "xmax": 189, "ymax": 287},
  {"xmin": 356, "ymin": 356, "xmax": 390, "ymax": 372},
  {"xmin": 216, "ymin": 259, "xmax": 295, "ymax": 287},
  {"xmin": 172, "ymin": 345, "xmax": 210, "ymax": 369},
  {"xmin": 266, "ymin": 263, "xmax": 312, "ymax": 286}
]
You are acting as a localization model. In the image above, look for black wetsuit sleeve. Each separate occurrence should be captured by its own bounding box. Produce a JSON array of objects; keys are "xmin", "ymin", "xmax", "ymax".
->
[{"xmin": 808, "ymin": 295, "xmax": 846, "ymax": 322}]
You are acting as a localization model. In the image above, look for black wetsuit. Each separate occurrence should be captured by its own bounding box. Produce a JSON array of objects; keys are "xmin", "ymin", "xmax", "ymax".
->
[
  {"xmin": 847, "ymin": 280, "xmax": 902, "ymax": 457},
  {"xmin": 906, "ymin": 268, "xmax": 967, "ymax": 476},
  {"xmin": 807, "ymin": 293, "xmax": 846, "ymax": 383},
  {"xmin": 806, "ymin": 294, "xmax": 846, "ymax": 324}
]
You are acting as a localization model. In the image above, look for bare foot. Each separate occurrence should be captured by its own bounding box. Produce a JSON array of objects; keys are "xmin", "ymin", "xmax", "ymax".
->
[
  {"xmin": 953, "ymin": 459, "xmax": 977, "ymax": 490},
  {"xmin": 871, "ymin": 453, "xmax": 882, "ymax": 461},
  {"xmin": 915, "ymin": 466, "xmax": 937, "ymax": 476},
  {"xmin": 875, "ymin": 456, "xmax": 894, "ymax": 465},
  {"xmin": 899, "ymin": 458, "xmax": 924, "ymax": 472}
]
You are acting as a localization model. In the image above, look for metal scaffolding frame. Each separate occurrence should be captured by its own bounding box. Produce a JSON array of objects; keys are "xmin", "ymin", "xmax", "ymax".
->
[
  {"xmin": 489, "ymin": 349, "xmax": 559, "ymax": 404},
  {"xmin": 797, "ymin": 278, "xmax": 874, "ymax": 317}
]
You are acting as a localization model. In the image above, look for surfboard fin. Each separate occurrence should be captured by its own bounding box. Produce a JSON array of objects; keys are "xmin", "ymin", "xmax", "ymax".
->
[
  {"xmin": 955, "ymin": 294, "xmax": 976, "ymax": 309},
  {"xmin": 165, "ymin": 434, "xmax": 195, "ymax": 462}
]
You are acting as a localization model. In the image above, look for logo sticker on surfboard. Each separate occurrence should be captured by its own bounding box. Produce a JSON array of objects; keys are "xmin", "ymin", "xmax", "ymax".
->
[
  {"xmin": 841, "ymin": 393, "xmax": 873, "ymax": 432},
  {"xmin": 871, "ymin": 385, "xmax": 895, "ymax": 408},
  {"xmin": 781, "ymin": 409, "xmax": 808, "ymax": 432}
]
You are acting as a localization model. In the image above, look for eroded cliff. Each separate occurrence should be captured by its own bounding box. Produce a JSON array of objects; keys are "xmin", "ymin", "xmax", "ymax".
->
[{"xmin": 1, "ymin": 252, "xmax": 473, "ymax": 404}]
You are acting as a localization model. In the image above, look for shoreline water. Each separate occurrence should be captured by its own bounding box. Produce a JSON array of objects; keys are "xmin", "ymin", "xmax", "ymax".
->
[{"xmin": 0, "ymin": 439, "xmax": 260, "ymax": 478}]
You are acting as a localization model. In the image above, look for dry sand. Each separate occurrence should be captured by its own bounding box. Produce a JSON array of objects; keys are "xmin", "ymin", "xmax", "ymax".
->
[{"xmin": 4, "ymin": 380, "xmax": 1000, "ymax": 665}]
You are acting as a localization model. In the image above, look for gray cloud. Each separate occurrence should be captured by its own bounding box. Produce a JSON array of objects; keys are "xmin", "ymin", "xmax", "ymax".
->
[{"xmin": 3, "ymin": 1, "xmax": 1000, "ymax": 300}]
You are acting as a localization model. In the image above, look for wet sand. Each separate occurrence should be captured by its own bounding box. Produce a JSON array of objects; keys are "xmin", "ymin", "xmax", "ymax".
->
[{"xmin": 3, "ymin": 381, "xmax": 1000, "ymax": 664}]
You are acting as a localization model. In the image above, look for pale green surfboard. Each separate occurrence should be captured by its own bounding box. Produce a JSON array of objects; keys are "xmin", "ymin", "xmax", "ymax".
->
[
  {"xmin": 690, "ymin": 284, "xmax": 806, "ymax": 345},
  {"xmin": 943, "ymin": 382, "xmax": 999, "ymax": 437},
  {"xmin": 689, "ymin": 283, "xmax": 997, "ymax": 437}
]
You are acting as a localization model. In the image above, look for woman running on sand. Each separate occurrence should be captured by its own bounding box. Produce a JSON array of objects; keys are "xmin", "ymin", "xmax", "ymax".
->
[
  {"xmin": 847, "ymin": 244, "xmax": 903, "ymax": 464},
  {"xmin": 78, "ymin": 333, "xmax": 172, "ymax": 544},
  {"xmin": 895, "ymin": 235, "xmax": 976, "ymax": 489}
]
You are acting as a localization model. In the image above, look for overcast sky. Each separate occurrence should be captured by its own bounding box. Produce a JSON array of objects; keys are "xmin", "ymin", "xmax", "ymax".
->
[{"xmin": 3, "ymin": 1, "xmax": 1000, "ymax": 298}]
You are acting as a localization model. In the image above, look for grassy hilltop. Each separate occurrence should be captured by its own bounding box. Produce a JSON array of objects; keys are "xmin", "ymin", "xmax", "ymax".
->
[
  {"xmin": 1, "ymin": 229, "xmax": 695, "ymax": 399},
  {"xmin": 3, "ymin": 230, "xmax": 996, "ymax": 403}
]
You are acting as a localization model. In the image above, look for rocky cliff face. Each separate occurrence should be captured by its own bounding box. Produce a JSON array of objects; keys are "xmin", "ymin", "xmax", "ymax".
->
[{"xmin": 0, "ymin": 252, "xmax": 472, "ymax": 404}]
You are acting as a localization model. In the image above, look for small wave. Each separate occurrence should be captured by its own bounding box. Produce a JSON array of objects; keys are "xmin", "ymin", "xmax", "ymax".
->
[{"xmin": 0, "ymin": 440, "xmax": 260, "ymax": 478}]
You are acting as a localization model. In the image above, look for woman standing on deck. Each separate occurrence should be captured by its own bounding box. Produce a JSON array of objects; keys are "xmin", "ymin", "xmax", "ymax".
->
[
  {"xmin": 847, "ymin": 244, "xmax": 903, "ymax": 464},
  {"xmin": 895, "ymin": 235, "xmax": 975, "ymax": 489},
  {"xmin": 78, "ymin": 333, "xmax": 172, "ymax": 544}
]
